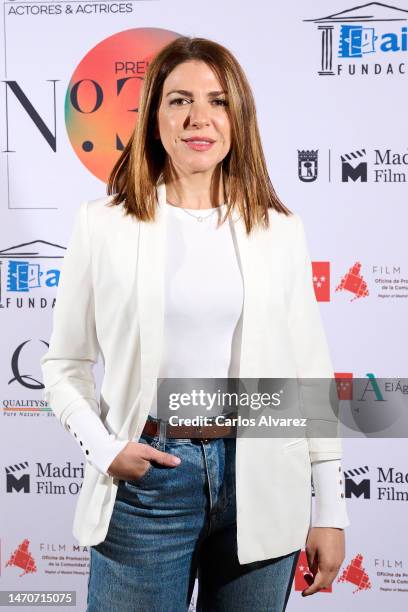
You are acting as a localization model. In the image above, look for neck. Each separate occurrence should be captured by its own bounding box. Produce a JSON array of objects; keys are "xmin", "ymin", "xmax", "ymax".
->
[{"xmin": 163, "ymin": 160, "xmax": 225, "ymax": 210}]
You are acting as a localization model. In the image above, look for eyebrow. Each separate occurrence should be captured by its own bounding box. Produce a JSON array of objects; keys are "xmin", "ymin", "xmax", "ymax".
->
[{"xmin": 165, "ymin": 89, "xmax": 227, "ymax": 97}]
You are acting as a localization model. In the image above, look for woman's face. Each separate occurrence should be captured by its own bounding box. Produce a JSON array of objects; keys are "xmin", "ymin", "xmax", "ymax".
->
[{"xmin": 156, "ymin": 60, "xmax": 231, "ymax": 176}]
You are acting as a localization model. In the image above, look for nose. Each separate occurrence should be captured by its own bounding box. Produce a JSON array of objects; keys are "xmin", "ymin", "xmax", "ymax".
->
[{"xmin": 186, "ymin": 100, "xmax": 210, "ymax": 128}]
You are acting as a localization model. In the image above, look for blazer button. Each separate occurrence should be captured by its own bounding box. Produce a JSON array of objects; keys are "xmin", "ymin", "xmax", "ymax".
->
[
  {"xmin": 341, "ymin": 493, "xmax": 344, "ymax": 498},
  {"xmin": 80, "ymin": 441, "xmax": 83, "ymax": 446},
  {"xmin": 85, "ymin": 449, "xmax": 89, "ymax": 455},
  {"xmin": 74, "ymin": 433, "xmax": 77, "ymax": 438}
]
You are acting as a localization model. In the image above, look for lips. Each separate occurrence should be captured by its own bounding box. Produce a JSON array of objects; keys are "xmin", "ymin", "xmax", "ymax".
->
[
  {"xmin": 182, "ymin": 137, "xmax": 216, "ymax": 152},
  {"xmin": 182, "ymin": 137, "xmax": 216, "ymax": 143}
]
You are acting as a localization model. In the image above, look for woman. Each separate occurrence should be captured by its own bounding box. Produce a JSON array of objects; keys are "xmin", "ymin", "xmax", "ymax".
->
[{"xmin": 41, "ymin": 37, "xmax": 349, "ymax": 611}]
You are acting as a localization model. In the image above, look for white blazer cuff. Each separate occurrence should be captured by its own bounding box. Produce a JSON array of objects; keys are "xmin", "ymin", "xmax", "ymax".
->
[
  {"xmin": 66, "ymin": 408, "xmax": 129, "ymax": 476},
  {"xmin": 311, "ymin": 459, "xmax": 351, "ymax": 529}
]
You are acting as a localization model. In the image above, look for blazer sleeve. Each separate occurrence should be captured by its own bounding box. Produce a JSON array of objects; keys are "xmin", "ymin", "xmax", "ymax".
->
[
  {"xmin": 287, "ymin": 213, "xmax": 342, "ymax": 462},
  {"xmin": 40, "ymin": 201, "xmax": 127, "ymax": 474}
]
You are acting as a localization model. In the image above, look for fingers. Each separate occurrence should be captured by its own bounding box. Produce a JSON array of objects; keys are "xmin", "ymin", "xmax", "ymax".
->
[
  {"xmin": 306, "ymin": 548, "xmax": 318, "ymax": 575},
  {"xmin": 302, "ymin": 567, "xmax": 338, "ymax": 596},
  {"xmin": 143, "ymin": 446, "xmax": 181, "ymax": 467}
]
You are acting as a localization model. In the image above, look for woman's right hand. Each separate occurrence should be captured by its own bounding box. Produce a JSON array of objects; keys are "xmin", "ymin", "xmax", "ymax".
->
[{"xmin": 106, "ymin": 441, "xmax": 181, "ymax": 481}]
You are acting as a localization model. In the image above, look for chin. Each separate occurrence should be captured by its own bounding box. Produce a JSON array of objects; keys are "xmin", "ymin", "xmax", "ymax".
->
[
  {"xmin": 189, "ymin": 164, "xmax": 218, "ymax": 174},
  {"xmin": 182, "ymin": 158, "xmax": 223, "ymax": 174}
]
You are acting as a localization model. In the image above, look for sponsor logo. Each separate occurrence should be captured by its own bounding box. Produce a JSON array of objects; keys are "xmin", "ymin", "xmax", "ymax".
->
[
  {"xmin": 336, "ymin": 261, "xmax": 369, "ymax": 301},
  {"xmin": 298, "ymin": 150, "xmax": 318, "ymax": 182},
  {"xmin": 303, "ymin": 3, "xmax": 408, "ymax": 77},
  {"xmin": 345, "ymin": 465, "xmax": 371, "ymax": 498},
  {"xmin": 298, "ymin": 147, "xmax": 408, "ymax": 183},
  {"xmin": 0, "ymin": 240, "xmax": 64, "ymax": 310},
  {"xmin": 3, "ymin": 538, "xmax": 90, "ymax": 577},
  {"xmin": 312, "ymin": 262, "xmax": 330, "ymax": 301},
  {"xmin": 338, "ymin": 553, "xmax": 372, "ymax": 593},
  {"xmin": 4, "ymin": 461, "xmax": 84, "ymax": 496},
  {"xmin": 6, "ymin": 539, "xmax": 37, "ymax": 577}
]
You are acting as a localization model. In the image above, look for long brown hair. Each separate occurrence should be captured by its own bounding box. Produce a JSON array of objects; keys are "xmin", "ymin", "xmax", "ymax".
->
[{"xmin": 107, "ymin": 36, "xmax": 292, "ymax": 234}]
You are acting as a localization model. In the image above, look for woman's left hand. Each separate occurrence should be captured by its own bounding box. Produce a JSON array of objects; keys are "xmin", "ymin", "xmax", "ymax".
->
[{"xmin": 301, "ymin": 527, "xmax": 345, "ymax": 596}]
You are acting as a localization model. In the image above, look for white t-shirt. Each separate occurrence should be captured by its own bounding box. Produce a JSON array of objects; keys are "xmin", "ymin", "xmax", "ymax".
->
[
  {"xmin": 65, "ymin": 201, "xmax": 350, "ymax": 529},
  {"xmin": 151, "ymin": 201, "xmax": 243, "ymax": 419}
]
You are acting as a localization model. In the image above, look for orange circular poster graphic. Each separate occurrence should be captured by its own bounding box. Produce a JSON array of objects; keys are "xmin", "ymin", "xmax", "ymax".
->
[{"xmin": 65, "ymin": 28, "xmax": 180, "ymax": 182}]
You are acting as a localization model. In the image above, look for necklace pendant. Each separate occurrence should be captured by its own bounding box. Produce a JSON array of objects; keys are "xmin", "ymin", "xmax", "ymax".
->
[{"xmin": 197, "ymin": 216, "xmax": 203, "ymax": 222}]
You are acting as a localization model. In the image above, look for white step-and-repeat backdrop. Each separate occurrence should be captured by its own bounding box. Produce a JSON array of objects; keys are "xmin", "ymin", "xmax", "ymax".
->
[{"xmin": 1, "ymin": 1, "xmax": 407, "ymax": 610}]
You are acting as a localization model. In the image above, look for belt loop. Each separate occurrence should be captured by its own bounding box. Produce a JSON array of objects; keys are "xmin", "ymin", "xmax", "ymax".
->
[{"xmin": 159, "ymin": 418, "xmax": 167, "ymax": 447}]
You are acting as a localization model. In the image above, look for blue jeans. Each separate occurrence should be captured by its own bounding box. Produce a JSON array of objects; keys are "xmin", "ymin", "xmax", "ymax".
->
[{"xmin": 87, "ymin": 415, "xmax": 300, "ymax": 612}]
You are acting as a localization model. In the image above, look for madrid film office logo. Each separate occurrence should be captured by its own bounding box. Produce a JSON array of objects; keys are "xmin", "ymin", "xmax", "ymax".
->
[
  {"xmin": 303, "ymin": 2, "xmax": 408, "ymax": 77},
  {"xmin": 345, "ymin": 465, "xmax": 371, "ymax": 499},
  {"xmin": 297, "ymin": 148, "xmax": 368, "ymax": 182},
  {"xmin": 345, "ymin": 465, "xmax": 408, "ymax": 501},
  {"xmin": 5, "ymin": 461, "xmax": 30, "ymax": 493},
  {"xmin": 341, "ymin": 148, "xmax": 367, "ymax": 181}
]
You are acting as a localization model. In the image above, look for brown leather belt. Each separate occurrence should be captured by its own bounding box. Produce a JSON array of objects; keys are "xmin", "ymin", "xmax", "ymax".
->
[{"xmin": 142, "ymin": 416, "xmax": 237, "ymax": 442}]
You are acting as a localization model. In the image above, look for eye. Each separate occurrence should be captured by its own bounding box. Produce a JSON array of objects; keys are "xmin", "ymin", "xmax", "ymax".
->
[
  {"xmin": 169, "ymin": 97, "xmax": 228, "ymax": 107},
  {"xmin": 169, "ymin": 97, "xmax": 190, "ymax": 106}
]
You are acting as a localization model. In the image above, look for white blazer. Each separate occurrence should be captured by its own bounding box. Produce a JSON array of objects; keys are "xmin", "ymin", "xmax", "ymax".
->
[{"xmin": 40, "ymin": 180, "xmax": 341, "ymax": 564}]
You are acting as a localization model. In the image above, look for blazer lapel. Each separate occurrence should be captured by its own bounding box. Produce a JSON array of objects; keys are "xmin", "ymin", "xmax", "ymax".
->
[
  {"xmin": 229, "ymin": 209, "xmax": 269, "ymax": 378},
  {"xmin": 136, "ymin": 180, "xmax": 167, "ymax": 422}
]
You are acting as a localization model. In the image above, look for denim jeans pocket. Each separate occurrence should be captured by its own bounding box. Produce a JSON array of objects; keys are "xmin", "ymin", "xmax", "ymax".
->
[{"xmin": 125, "ymin": 432, "xmax": 165, "ymax": 487}]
